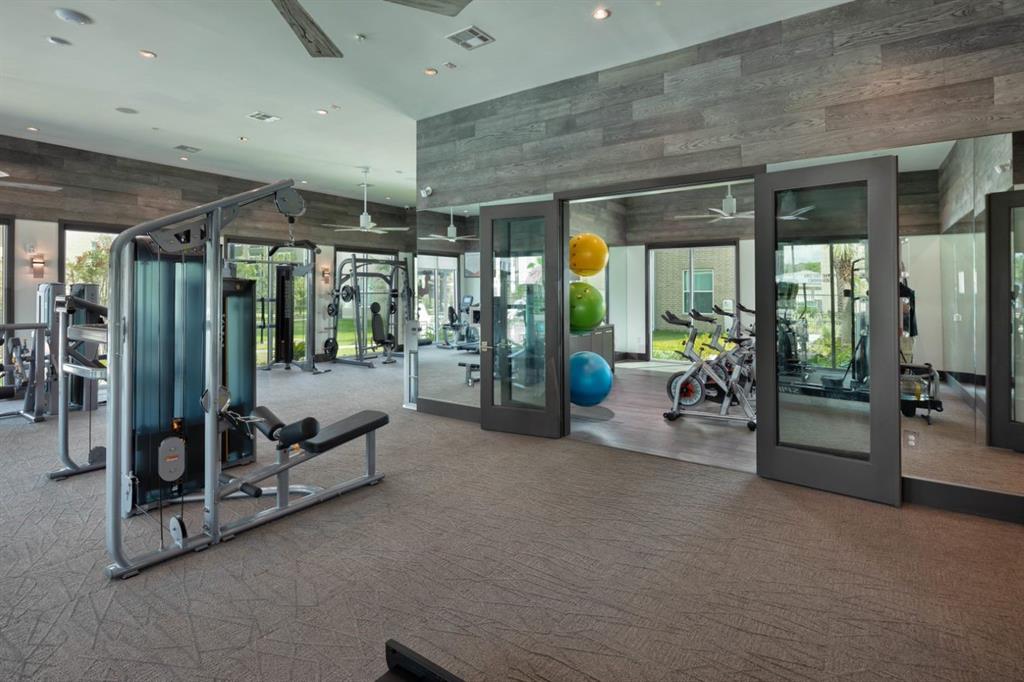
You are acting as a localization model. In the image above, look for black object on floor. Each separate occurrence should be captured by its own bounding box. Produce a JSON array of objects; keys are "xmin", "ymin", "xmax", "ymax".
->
[{"xmin": 377, "ymin": 639, "xmax": 464, "ymax": 682}]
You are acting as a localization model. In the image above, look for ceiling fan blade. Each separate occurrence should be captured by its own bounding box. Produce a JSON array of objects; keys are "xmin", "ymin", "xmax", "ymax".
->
[
  {"xmin": 0, "ymin": 181, "xmax": 63, "ymax": 192},
  {"xmin": 707, "ymin": 208, "xmax": 729, "ymax": 217},
  {"xmin": 322, "ymin": 223, "xmax": 359, "ymax": 229},
  {"xmin": 790, "ymin": 205, "xmax": 816, "ymax": 216},
  {"xmin": 331, "ymin": 227, "xmax": 363, "ymax": 232},
  {"xmin": 381, "ymin": 0, "xmax": 473, "ymax": 16},
  {"xmin": 373, "ymin": 226, "xmax": 411, "ymax": 231},
  {"xmin": 672, "ymin": 214, "xmax": 716, "ymax": 220},
  {"xmin": 736, "ymin": 210, "xmax": 755, "ymax": 218},
  {"xmin": 455, "ymin": 236, "xmax": 479, "ymax": 241},
  {"xmin": 270, "ymin": 0, "xmax": 343, "ymax": 58},
  {"xmin": 419, "ymin": 235, "xmax": 448, "ymax": 241}
]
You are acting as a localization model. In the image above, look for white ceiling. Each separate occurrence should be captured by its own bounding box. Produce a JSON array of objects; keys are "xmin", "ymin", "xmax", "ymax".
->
[{"xmin": 0, "ymin": 0, "xmax": 845, "ymax": 206}]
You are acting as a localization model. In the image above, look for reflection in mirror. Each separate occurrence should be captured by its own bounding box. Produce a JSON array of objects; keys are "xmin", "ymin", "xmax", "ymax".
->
[
  {"xmin": 770, "ymin": 135, "xmax": 1024, "ymax": 496},
  {"xmin": 415, "ymin": 208, "xmax": 481, "ymax": 408},
  {"xmin": 774, "ymin": 181, "xmax": 871, "ymax": 458}
]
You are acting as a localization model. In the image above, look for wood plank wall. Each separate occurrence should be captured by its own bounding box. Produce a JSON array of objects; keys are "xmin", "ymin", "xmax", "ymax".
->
[
  {"xmin": 417, "ymin": 0, "xmax": 1024, "ymax": 210},
  {"xmin": 0, "ymin": 135, "xmax": 418, "ymax": 252}
]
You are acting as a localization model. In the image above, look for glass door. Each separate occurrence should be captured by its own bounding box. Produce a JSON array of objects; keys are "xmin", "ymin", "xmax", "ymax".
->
[
  {"xmin": 480, "ymin": 201, "xmax": 562, "ymax": 436},
  {"xmin": 988, "ymin": 190, "xmax": 1024, "ymax": 451},
  {"xmin": 755, "ymin": 156, "xmax": 900, "ymax": 505}
]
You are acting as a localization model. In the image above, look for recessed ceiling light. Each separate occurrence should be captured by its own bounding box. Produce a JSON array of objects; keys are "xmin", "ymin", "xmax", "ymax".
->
[
  {"xmin": 138, "ymin": 49, "xmax": 157, "ymax": 59},
  {"xmin": 0, "ymin": 171, "xmax": 9, "ymax": 178},
  {"xmin": 300, "ymin": 180, "xmax": 308, "ymax": 184},
  {"xmin": 424, "ymin": 67, "xmax": 439, "ymax": 76},
  {"xmin": 315, "ymin": 109, "xmax": 328, "ymax": 116},
  {"xmin": 179, "ymin": 156, "xmax": 189, "ymax": 161},
  {"xmin": 26, "ymin": 126, "xmax": 39, "ymax": 132},
  {"xmin": 54, "ymin": 8, "xmax": 92, "ymax": 24},
  {"xmin": 354, "ymin": 33, "xmax": 367, "ymax": 42},
  {"xmin": 592, "ymin": 7, "xmax": 612, "ymax": 20},
  {"xmin": 239, "ymin": 136, "xmax": 248, "ymax": 143},
  {"xmin": 385, "ymin": 196, "xmax": 391, "ymax": 201},
  {"xmin": 47, "ymin": 36, "xmax": 72, "ymax": 46},
  {"xmin": 115, "ymin": 107, "xmax": 139, "ymax": 114},
  {"xmin": 443, "ymin": 61, "xmax": 457, "ymax": 69}
]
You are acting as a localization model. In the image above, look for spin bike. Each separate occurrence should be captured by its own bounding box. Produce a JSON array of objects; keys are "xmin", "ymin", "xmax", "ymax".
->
[{"xmin": 660, "ymin": 309, "xmax": 757, "ymax": 430}]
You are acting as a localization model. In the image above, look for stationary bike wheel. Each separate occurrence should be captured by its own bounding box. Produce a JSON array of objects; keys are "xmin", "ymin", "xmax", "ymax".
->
[{"xmin": 667, "ymin": 372, "xmax": 704, "ymax": 407}]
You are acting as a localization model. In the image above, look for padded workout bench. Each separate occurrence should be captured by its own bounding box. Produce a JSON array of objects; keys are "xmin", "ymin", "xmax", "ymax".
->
[{"xmin": 457, "ymin": 361, "xmax": 480, "ymax": 387}]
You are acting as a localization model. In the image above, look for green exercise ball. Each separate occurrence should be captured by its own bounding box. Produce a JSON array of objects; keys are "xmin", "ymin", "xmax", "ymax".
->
[{"xmin": 569, "ymin": 282, "xmax": 605, "ymax": 331}]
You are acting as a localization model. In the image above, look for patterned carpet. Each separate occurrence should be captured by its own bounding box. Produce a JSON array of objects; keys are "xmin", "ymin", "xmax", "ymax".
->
[{"xmin": 0, "ymin": 362, "xmax": 1022, "ymax": 680}]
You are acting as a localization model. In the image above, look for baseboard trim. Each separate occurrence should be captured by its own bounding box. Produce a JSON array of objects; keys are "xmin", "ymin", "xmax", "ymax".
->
[
  {"xmin": 902, "ymin": 476, "xmax": 1023, "ymax": 524},
  {"xmin": 416, "ymin": 398, "xmax": 480, "ymax": 424}
]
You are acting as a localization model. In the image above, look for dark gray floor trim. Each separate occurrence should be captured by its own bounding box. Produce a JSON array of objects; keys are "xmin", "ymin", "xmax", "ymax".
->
[
  {"xmin": 416, "ymin": 398, "xmax": 480, "ymax": 424},
  {"xmin": 903, "ymin": 476, "xmax": 1023, "ymax": 524}
]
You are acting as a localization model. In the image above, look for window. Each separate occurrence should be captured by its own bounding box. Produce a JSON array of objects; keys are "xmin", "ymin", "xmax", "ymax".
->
[
  {"xmin": 61, "ymin": 225, "xmax": 121, "ymax": 307},
  {"xmin": 682, "ymin": 269, "xmax": 714, "ymax": 314},
  {"xmin": 650, "ymin": 244, "xmax": 737, "ymax": 361}
]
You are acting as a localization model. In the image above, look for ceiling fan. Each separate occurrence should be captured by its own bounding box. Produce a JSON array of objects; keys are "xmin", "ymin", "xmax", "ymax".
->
[
  {"xmin": 272, "ymin": 0, "xmax": 473, "ymax": 59},
  {"xmin": 777, "ymin": 191, "xmax": 815, "ymax": 221},
  {"xmin": 672, "ymin": 184, "xmax": 815, "ymax": 222},
  {"xmin": 420, "ymin": 209, "xmax": 479, "ymax": 243},
  {"xmin": 321, "ymin": 169, "xmax": 410, "ymax": 235},
  {"xmin": 673, "ymin": 184, "xmax": 754, "ymax": 222}
]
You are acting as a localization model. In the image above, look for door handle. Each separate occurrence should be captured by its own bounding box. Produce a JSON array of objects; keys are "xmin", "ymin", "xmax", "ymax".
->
[{"xmin": 480, "ymin": 342, "xmax": 490, "ymax": 352}]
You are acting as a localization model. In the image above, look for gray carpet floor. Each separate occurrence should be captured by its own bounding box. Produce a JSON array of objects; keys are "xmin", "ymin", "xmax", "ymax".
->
[{"xmin": 1, "ymin": 364, "xmax": 1023, "ymax": 681}]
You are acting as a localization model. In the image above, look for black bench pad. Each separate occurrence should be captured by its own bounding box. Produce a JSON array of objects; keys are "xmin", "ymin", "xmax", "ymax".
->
[{"xmin": 301, "ymin": 410, "xmax": 389, "ymax": 454}]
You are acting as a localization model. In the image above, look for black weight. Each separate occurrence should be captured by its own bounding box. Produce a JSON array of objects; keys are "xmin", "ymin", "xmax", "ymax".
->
[
  {"xmin": 323, "ymin": 337, "xmax": 338, "ymax": 359},
  {"xmin": 327, "ymin": 302, "xmax": 338, "ymax": 317},
  {"xmin": 340, "ymin": 285, "xmax": 355, "ymax": 302}
]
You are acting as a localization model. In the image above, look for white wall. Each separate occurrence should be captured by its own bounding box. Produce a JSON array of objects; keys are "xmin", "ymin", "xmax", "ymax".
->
[
  {"xmin": 13, "ymin": 219, "xmax": 59, "ymax": 324},
  {"xmin": 608, "ymin": 245, "xmax": 646, "ymax": 353},
  {"xmin": 902, "ymin": 234, "xmax": 945, "ymax": 370},
  {"xmin": 738, "ymin": 239, "xmax": 755, "ymax": 311}
]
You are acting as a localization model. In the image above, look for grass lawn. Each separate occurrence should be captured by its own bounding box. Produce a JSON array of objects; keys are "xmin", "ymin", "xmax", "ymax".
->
[{"xmin": 651, "ymin": 329, "xmax": 732, "ymax": 361}]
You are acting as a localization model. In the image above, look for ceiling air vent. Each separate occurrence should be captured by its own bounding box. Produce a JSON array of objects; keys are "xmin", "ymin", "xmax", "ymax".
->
[
  {"xmin": 174, "ymin": 144, "xmax": 202, "ymax": 154},
  {"xmin": 446, "ymin": 25, "xmax": 495, "ymax": 50},
  {"xmin": 246, "ymin": 111, "xmax": 281, "ymax": 123}
]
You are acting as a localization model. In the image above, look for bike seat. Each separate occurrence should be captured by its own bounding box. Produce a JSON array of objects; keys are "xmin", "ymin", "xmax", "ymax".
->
[
  {"xmin": 689, "ymin": 309, "xmax": 717, "ymax": 324},
  {"xmin": 728, "ymin": 336, "xmax": 754, "ymax": 345},
  {"xmin": 737, "ymin": 302, "xmax": 755, "ymax": 314},
  {"xmin": 712, "ymin": 304, "xmax": 735, "ymax": 317}
]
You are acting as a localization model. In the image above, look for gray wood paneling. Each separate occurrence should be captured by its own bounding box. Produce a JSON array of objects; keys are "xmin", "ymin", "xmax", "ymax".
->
[
  {"xmin": 417, "ymin": 0, "xmax": 1024, "ymax": 209},
  {"xmin": 0, "ymin": 136, "xmax": 416, "ymax": 251},
  {"xmin": 567, "ymin": 200, "xmax": 627, "ymax": 245}
]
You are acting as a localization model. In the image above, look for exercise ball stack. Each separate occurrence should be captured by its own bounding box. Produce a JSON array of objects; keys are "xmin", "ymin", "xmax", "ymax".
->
[{"xmin": 568, "ymin": 232, "xmax": 613, "ymax": 407}]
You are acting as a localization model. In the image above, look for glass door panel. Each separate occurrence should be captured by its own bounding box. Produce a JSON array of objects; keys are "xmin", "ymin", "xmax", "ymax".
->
[
  {"xmin": 480, "ymin": 201, "xmax": 562, "ymax": 436},
  {"xmin": 756, "ymin": 157, "xmax": 900, "ymax": 505}
]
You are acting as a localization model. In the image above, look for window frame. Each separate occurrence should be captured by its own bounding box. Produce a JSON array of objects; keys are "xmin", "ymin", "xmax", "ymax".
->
[
  {"xmin": 682, "ymin": 268, "xmax": 715, "ymax": 314},
  {"xmin": 0, "ymin": 215, "xmax": 13, "ymax": 324},
  {"xmin": 58, "ymin": 221, "xmax": 124, "ymax": 286}
]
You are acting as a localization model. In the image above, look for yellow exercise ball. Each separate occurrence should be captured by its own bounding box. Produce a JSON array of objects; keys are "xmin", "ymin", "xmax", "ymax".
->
[{"xmin": 569, "ymin": 232, "xmax": 609, "ymax": 277}]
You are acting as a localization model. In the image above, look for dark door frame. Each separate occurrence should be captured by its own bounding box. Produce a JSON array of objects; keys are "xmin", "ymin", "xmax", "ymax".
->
[
  {"xmin": 987, "ymin": 189, "xmax": 1024, "ymax": 450},
  {"xmin": 479, "ymin": 200, "xmax": 563, "ymax": 437},
  {"xmin": 755, "ymin": 156, "xmax": 901, "ymax": 506}
]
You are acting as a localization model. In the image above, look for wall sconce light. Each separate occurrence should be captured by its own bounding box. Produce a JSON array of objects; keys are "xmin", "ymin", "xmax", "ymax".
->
[
  {"xmin": 30, "ymin": 253, "xmax": 46, "ymax": 278},
  {"xmin": 321, "ymin": 266, "xmax": 331, "ymax": 284}
]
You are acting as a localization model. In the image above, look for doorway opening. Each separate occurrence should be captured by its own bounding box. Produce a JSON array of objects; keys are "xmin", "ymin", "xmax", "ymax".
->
[{"xmin": 562, "ymin": 175, "xmax": 760, "ymax": 473}]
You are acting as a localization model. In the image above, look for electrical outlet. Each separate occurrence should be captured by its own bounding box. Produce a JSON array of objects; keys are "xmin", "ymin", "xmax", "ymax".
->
[{"xmin": 904, "ymin": 430, "xmax": 919, "ymax": 448}]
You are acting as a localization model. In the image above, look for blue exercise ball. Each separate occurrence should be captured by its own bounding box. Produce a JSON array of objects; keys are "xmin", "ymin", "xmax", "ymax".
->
[{"xmin": 569, "ymin": 351, "xmax": 613, "ymax": 407}]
